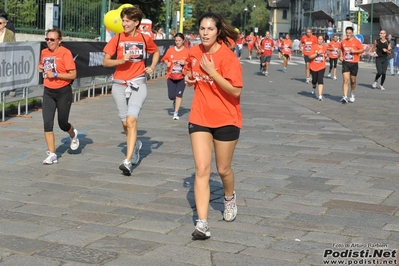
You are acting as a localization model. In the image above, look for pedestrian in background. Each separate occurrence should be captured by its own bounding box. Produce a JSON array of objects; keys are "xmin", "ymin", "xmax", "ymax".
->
[
  {"xmin": 0, "ymin": 14, "xmax": 17, "ymax": 97},
  {"xmin": 309, "ymin": 35, "xmax": 328, "ymax": 101},
  {"xmin": 371, "ymin": 30, "xmax": 392, "ymax": 91},
  {"xmin": 37, "ymin": 28, "xmax": 79, "ymax": 164},
  {"xmin": 185, "ymin": 12, "xmax": 242, "ymax": 240},
  {"xmin": 339, "ymin": 26, "xmax": 364, "ymax": 104},
  {"xmin": 161, "ymin": 32, "xmax": 189, "ymax": 120},
  {"xmin": 0, "ymin": 10, "xmax": 15, "ymax": 32},
  {"xmin": 103, "ymin": 6, "xmax": 160, "ymax": 175},
  {"xmin": 387, "ymin": 34, "xmax": 395, "ymax": 76}
]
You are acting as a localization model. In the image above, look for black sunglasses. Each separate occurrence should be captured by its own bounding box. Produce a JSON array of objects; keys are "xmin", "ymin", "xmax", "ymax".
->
[{"xmin": 45, "ymin": 38, "xmax": 58, "ymax": 42}]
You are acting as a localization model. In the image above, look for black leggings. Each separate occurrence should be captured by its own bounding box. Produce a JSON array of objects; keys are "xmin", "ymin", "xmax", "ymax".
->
[
  {"xmin": 167, "ymin": 78, "xmax": 186, "ymax": 101},
  {"xmin": 311, "ymin": 68, "xmax": 325, "ymax": 86},
  {"xmin": 374, "ymin": 56, "xmax": 388, "ymax": 86},
  {"xmin": 42, "ymin": 85, "xmax": 73, "ymax": 132},
  {"xmin": 329, "ymin": 58, "xmax": 338, "ymax": 72}
]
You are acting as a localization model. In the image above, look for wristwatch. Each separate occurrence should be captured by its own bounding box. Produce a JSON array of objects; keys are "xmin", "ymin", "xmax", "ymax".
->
[{"xmin": 53, "ymin": 72, "xmax": 58, "ymax": 79}]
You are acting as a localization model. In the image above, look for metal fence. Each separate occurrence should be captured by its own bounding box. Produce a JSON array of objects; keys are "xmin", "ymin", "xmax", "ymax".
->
[{"xmin": 0, "ymin": 0, "xmax": 119, "ymax": 39}]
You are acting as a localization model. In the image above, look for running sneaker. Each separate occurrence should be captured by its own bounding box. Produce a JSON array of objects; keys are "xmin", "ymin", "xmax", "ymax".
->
[
  {"xmin": 318, "ymin": 95, "xmax": 323, "ymax": 101},
  {"xmin": 249, "ymin": 56, "xmax": 251, "ymax": 60},
  {"xmin": 282, "ymin": 68, "xmax": 287, "ymax": 73},
  {"xmin": 191, "ymin": 219, "xmax": 211, "ymax": 240},
  {"xmin": 265, "ymin": 72, "xmax": 269, "ymax": 77},
  {"xmin": 43, "ymin": 151, "xmax": 58, "ymax": 165},
  {"xmin": 306, "ymin": 77, "xmax": 310, "ymax": 84},
  {"xmin": 311, "ymin": 88, "xmax": 316, "ymax": 95},
  {"xmin": 349, "ymin": 93, "xmax": 355, "ymax": 103},
  {"xmin": 132, "ymin": 140, "xmax": 142, "ymax": 165},
  {"xmin": 223, "ymin": 192, "xmax": 237, "ymax": 222},
  {"xmin": 341, "ymin": 96, "xmax": 348, "ymax": 104},
  {"xmin": 70, "ymin": 129, "xmax": 79, "ymax": 150},
  {"xmin": 333, "ymin": 76, "xmax": 337, "ymax": 80},
  {"xmin": 119, "ymin": 159, "xmax": 133, "ymax": 175},
  {"xmin": 173, "ymin": 112, "xmax": 180, "ymax": 120},
  {"xmin": 372, "ymin": 81, "xmax": 378, "ymax": 89},
  {"xmin": 380, "ymin": 85, "xmax": 385, "ymax": 91},
  {"xmin": 327, "ymin": 73, "xmax": 331, "ymax": 77}
]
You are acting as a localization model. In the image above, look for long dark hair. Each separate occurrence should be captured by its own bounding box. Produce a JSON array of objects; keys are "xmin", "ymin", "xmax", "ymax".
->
[{"xmin": 198, "ymin": 12, "xmax": 238, "ymax": 47}]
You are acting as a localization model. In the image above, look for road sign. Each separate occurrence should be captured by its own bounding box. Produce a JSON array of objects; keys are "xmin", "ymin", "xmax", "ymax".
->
[
  {"xmin": 355, "ymin": 34, "xmax": 364, "ymax": 43},
  {"xmin": 327, "ymin": 27, "xmax": 333, "ymax": 37}
]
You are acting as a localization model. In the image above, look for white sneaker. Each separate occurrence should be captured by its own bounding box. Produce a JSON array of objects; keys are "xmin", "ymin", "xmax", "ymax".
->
[
  {"xmin": 192, "ymin": 219, "xmax": 211, "ymax": 240},
  {"xmin": 173, "ymin": 112, "xmax": 180, "ymax": 120},
  {"xmin": 43, "ymin": 151, "xmax": 58, "ymax": 165},
  {"xmin": 265, "ymin": 72, "xmax": 268, "ymax": 77},
  {"xmin": 318, "ymin": 95, "xmax": 323, "ymax": 101},
  {"xmin": 132, "ymin": 140, "xmax": 142, "ymax": 165},
  {"xmin": 327, "ymin": 73, "xmax": 331, "ymax": 77},
  {"xmin": 372, "ymin": 81, "xmax": 378, "ymax": 88},
  {"xmin": 70, "ymin": 129, "xmax": 79, "ymax": 150},
  {"xmin": 119, "ymin": 159, "xmax": 133, "ymax": 175},
  {"xmin": 341, "ymin": 96, "xmax": 348, "ymax": 104},
  {"xmin": 333, "ymin": 76, "xmax": 337, "ymax": 80},
  {"xmin": 380, "ymin": 85, "xmax": 385, "ymax": 91},
  {"xmin": 306, "ymin": 77, "xmax": 310, "ymax": 84},
  {"xmin": 311, "ymin": 88, "xmax": 315, "ymax": 95},
  {"xmin": 223, "ymin": 192, "xmax": 237, "ymax": 222},
  {"xmin": 349, "ymin": 93, "xmax": 355, "ymax": 103}
]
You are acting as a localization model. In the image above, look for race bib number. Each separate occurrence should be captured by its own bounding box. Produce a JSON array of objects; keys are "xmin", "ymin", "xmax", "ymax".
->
[
  {"xmin": 314, "ymin": 54, "xmax": 324, "ymax": 62},
  {"xmin": 305, "ymin": 44, "xmax": 312, "ymax": 52},
  {"xmin": 43, "ymin": 57, "xmax": 55, "ymax": 72},
  {"xmin": 344, "ymin": 51, "xmax": 353, "ymax": 61},
  {"xmin": 124, "ymin": 42, "xmax": 145, "ymax": 62}
]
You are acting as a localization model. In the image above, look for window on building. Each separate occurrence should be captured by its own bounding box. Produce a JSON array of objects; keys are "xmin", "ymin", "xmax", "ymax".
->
[{"xmin": 283, "ymin": 10, "xmax": 288, "ymax": 20}]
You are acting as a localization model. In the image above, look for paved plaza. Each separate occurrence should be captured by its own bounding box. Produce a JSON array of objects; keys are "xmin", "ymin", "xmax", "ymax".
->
[{"xmin": 0, "ymin": 51, "xmax": 398, "ymax": 265}]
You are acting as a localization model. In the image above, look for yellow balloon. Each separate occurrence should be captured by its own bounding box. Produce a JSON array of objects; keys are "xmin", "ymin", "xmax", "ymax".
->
[
  {"xmin": 104, "ymin": 9, "xmax": 123, "ymax": 33},
  {"xmin": 118, "ymin": 4, "xmax": 134, "ymax": 10}
]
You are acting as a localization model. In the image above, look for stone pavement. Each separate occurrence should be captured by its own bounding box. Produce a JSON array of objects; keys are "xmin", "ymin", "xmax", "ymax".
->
[{"xmin": 0, "ymin": 53, "xmax": 398, "ymax": 266}]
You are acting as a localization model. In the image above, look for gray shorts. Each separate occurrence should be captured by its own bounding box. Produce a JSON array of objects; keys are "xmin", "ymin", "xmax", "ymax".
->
[{"xmin": 112, "ymin": 76, "xmax": 147, "ymax": 121}]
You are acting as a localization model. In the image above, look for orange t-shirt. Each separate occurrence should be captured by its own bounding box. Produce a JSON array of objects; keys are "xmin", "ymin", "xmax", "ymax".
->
[
  {"xmin": 103, "ymin": 32, "xmax": 158, "ymax": 80},
  {"xmin": 327, "ymin": 40, "xmax": 341, "ymax": 59},
  {"xmin": 300, "ymin": 35, "xmax": 318, "ymax": 56},
  {"xmin": 281, "ymin": 39, "xmax": 292, "ymax": 55},
  {"xmin": 40, "ymin": 46, "xmax": 76, "ymax": 89},
  {"xmin": 246, "ymin": 35, "xmax": 256, "ymax": 48},
  {"xmin": 187, "ymin": 42, "xmax": 243, "ymax": 128},
  {"xmin": 259, "ymin": 38, "xmax": 274, "ymax": 57},
  {"xmin": 161, "ymin": 46, "xmax": 190, "ymax": 80},
  {"xmin": 309, "ymin": 44, "xmax": 328, "ymax": 72},
  {"xmin": 340, "ymin": 37, "xmax": 363, "ymax": 63}
]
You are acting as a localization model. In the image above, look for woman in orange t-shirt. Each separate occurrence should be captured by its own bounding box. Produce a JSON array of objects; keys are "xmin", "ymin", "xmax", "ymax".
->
[
  {"xmin": 161, "ymin": 33, "xmax": 189, "ymax": 120},
  {"xmin": 309, "ymin": 35, "xmax": 328, "ymax": 101},
  {"xmin": 37, "ymin": 28, "xmax": 79, "ymax": 165},
  {"xmin": 281, "ymin": 33, "xmax": 292, "ymax": 73},
  {"xmin": 185, "ymin": 12, "xmax": 243, "ymax": 240},
  {"xmin": 103, "ymin": 6, "xmax": 160, "ymax": 175}
]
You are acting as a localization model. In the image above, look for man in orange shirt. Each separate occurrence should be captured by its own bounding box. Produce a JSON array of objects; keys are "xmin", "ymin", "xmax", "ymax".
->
[
  {"xmin": 327, "ymin": 34, "xmax": 341, "ymax": 80},
  {"xmin": 300, "ymin": 28, "xmax": 317, "ymax": 83},
  {"xmin": 339, "ymin": 26, "xmax": 364, "ymax": 104},
  {"xmin": 246, "ymin": 32, "xmax": 256, "ymax": 59},
  {"xmin": 258, "ymin": 31, "xmax": 274, "ymax": 76}
]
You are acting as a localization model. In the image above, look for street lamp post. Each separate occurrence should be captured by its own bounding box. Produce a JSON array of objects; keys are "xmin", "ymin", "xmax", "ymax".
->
[
  {"xmin": 244, "ymin": 6, "xmax": 248, "ymax": 36},
  {"xmin": 252, "ymin": 3, "xmax": 256, "ymax": 33},
  {"xmin": 272, "ymin": 0, "xmax": 277, "ymax": 39}
]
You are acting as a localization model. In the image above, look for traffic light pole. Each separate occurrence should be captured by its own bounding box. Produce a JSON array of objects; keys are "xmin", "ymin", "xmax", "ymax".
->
[
  {"xmin": 179, "ymin": 0, "xmax": 184, "ymax": 33},
  {"xmin": 370, "ymin": 0, "xmax": 374, "ymax": 44},
  {"xmin": 357, "ymin": 7, "xmax": 361, "ymax": 34}
]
